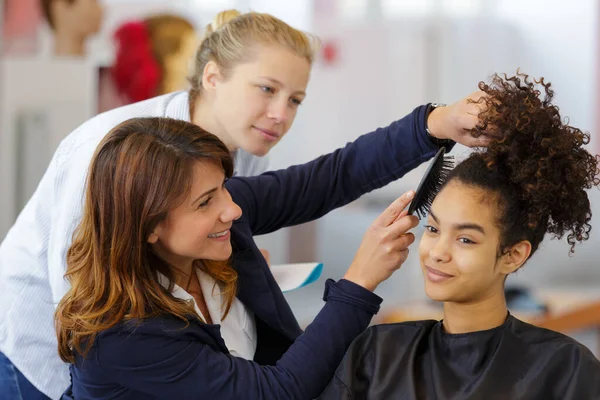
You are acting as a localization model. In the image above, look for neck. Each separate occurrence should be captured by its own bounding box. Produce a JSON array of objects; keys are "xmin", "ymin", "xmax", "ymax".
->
[
  {"xmin": 53, "ymin": 30, "xmax": 86, "ymax": 57},
  {"xmin": 172, "ymin": 261, "xmax": 195, "ymax": 290},
  {"xmin": 442, "ymin": 289, "xmax": 508, "ymax": 334},
  {"xmin": 190, "ymin": 95, "xmax": 237, "ymax": 151}
]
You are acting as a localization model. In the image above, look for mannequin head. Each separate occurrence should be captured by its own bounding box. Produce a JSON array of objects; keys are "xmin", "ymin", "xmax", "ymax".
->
[
  {"xmin": 40, "ymin": 0, "xmax": 103, "ymax": 56},
  {"xmin": 145, "ymin": 15, "xmax": 197, "ymax": 95},
  {"xmin": 112, "ymin": 14, "xmax": 196, "ymax": 103}
]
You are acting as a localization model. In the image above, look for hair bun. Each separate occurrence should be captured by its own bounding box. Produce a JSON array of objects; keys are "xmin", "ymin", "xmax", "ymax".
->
[
  {"xmin": 203, "ymin": 9, "xmax": 241, "ymax": 37},
  {"xmin": 473, "ymin": 71, "xmax": 600, "ymax": 251}
]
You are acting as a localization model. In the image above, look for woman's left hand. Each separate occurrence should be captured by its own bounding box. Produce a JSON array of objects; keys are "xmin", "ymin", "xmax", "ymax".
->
[{"xmin": 427, "ymin": 90, "xmax": 491, "ymax": 147}]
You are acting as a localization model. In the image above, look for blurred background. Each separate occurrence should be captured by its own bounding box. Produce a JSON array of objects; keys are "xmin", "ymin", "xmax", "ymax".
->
[{"xmin": 1, "ymin": 0, "xmax": 599, "ymax": 352}]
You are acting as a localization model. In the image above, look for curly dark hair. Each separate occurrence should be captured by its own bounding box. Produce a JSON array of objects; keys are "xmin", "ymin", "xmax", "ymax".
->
[{"xmin": 446, "ymin": 71, "xmax": 600, "ymax": 256}]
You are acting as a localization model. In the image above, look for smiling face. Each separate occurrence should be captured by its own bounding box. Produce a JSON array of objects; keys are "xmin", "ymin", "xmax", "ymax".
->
[
  {"xmin": 418, "ymin": 181, "xmax": 522, "ymax": 304},
  {"xmin": 206, "ymin": 44, "xmax": 311, "ymax": 156},
  {"xmin": 148, "ymin": 161, "xmax": 242, "ymax": 270}
]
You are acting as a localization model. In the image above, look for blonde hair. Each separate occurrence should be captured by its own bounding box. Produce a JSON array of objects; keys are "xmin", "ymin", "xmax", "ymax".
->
[
  {"xmin": 144, "ymin": 14, "xmax": 196, "ymax": 95},
  {"xmin": 188, "ymin": 9, "xmax": 319, "ymax": 103}
]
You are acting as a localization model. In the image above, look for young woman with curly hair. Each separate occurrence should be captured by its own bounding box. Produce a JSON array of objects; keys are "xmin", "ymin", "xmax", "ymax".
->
[{"xmin": 319, "ymin": 72, "xmax": 600, "ymax": 400}]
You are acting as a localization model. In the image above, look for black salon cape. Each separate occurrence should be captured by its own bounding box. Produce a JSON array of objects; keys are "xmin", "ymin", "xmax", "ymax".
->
[{"xmin": 318, "ymin": 314, "xmax": 600, "ymax": 399}]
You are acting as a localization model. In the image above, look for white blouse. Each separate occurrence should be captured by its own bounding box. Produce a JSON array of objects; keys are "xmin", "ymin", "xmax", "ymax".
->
[{"xmin": 165, "ymin": 268, "xmax": 258, "ymax": 360}]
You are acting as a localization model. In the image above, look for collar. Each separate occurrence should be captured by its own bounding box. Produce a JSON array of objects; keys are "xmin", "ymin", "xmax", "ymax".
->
[{"xmin": 164, "ymin": 91, "xmax": 191, "ymax": 122}]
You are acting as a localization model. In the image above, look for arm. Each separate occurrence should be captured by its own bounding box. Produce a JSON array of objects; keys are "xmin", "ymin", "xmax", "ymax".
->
[
  {"xmin": 96, "ymin": 279, "xmax": 381, "ymax": 400},
  {"xmin": 47, "ymin": 137, "xmax": 99, "ymax": 305},
  {"xmin": 0, "ymin": 133, "xmax": 84, "ymax": 307},
  {"xmin": 229, "ymin": 105, "xmax": 444, "ymax": 236}
]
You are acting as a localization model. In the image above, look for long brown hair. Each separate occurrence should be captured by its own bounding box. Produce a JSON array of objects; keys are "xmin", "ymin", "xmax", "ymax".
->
[{"xmin": 56, "ymin": 117, "xmax": 236, "ymax": 363}]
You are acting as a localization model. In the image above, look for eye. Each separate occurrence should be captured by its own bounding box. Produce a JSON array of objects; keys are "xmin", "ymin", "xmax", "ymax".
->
[
  {"xmin": 260, "ymin": 85, "xmax": 274, "ymax": 94},
  {"xmin": 198, "ymin": 196, "xmax": 213, "ymax": 209},
  {"xmin": 458, "ymin": 237, "xmax": 476, "ymax": 245},
  {"xmin": 290, "ymin": 97, "xmax": 303, "ymax": 106},
  {"xmin": 424, "ymin": 225, "xmax": 438, "ymax": 234}
]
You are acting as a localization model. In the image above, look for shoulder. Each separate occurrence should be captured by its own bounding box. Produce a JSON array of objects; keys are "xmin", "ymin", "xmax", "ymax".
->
[
  {"xmin": 328, "ymin": 320, "xmax": 439, "ymax": 389},
  {"xmin": 510, "ymin": 317, "xmax": 599, "ymax": 362},
  {"xmin": 95, "ymin": 314, "xmax": 221, "ymax": 351},
  {"xmin": 350, "ymin": 319, "xmax": 438, "ymax": 350},
  {"xmin": 56, "ymin": 93, "xmax": 179, "ymax": 168},
  {"xmin": 92, "ymin": 314, "xmax": 225, "ymax": 365}
]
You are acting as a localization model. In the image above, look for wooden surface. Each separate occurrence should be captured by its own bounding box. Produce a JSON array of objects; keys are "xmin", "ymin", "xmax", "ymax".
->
[{"xmin": 378, "ymin": 288, "xmax": 600, "ymax": 336}]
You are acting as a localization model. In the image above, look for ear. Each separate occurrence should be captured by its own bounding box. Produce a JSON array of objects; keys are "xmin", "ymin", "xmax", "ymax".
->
[
  {"xmin": 147, "ymin": 232, "xmax": 159, "ymax": 244},
  {"xmin": 497, "ymin": 240, "xmax": 532, "ymax": 275},
  {"xmin": 202, "ymin": 61, "xmax": 222, "ymax": 91},
  {"xmin": 148, "ymin": 224, "xmax": 163, "ymax": 244}
]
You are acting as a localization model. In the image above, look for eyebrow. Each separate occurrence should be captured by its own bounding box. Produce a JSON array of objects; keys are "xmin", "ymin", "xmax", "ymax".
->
[
  {"xmin": 429, "ymin": 210, "xmax": 486, "ymax": 234},
  {"xmin": 260, "ymin": 76, "xmax": 306, "ymax": 96}
]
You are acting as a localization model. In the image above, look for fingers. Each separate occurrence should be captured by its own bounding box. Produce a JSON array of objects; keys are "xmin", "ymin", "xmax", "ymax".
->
[
  {"xmin": 388, "ymin": 248, "xmax": 411, "ymax": 271},
  {"xmin": 396, "ymin": 248, "xmax": 410, "ymax": 267},
  {"xmin": 391, "ymin": 209, "xmax": 408, "ymax": 224},
  {"xmin": 461, "ymin": 135, "xmax": 491, "ymax": 148},
  {"xmin": 387, "ymin": 214, "xmax": 419, "ymax": 237},
  {"xmin": 373, "ymin": 191, "xmax": 415, "ymax": 228},
  {"xmin": 395, "ymin": 232, "xmax": 416, "ymax": 250}
]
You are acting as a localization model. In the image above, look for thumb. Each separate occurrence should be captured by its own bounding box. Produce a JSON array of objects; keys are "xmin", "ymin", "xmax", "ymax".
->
[{"xmin": 373, "ymin": 190, "xmax": 415, "ymax": 228}]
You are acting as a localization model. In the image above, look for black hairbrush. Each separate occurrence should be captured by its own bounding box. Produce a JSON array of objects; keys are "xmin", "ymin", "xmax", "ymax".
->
[{"xmin": 407, "ymin": 147, "xmax": 454, "ymax": 219}]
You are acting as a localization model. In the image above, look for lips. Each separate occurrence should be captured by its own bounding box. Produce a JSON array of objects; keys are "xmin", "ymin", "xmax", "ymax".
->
[
  {"xmin": 253, "ymin": 126, "xmax": 280, "ymax": 141},
  {"xmin": 208, "ymin": 230, "xmax": 229, "ymax": 238},
  {"xmin": 425, "ymin": 265, "xmax": 454, "ymax": 283}
]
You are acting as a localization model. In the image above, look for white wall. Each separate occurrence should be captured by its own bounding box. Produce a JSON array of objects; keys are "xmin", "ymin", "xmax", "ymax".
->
[
  {"xmin": 0, "ymin": 59, "xmax": 97, "ymax": 237},
  {"xmin": 278, "ymin": 0, "xmax": 600, "ymax": 324}
]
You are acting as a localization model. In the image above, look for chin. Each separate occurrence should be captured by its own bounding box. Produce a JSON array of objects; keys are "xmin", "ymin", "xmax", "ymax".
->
[
  {"xmin": 215, "ymin": 250, "xmax": 233, "ymax": 261},
  {"xmin": 246, "ymin": 132, "xmax": 277, "ymax": 157},
  {"xmin": 424, "ymin": 283, "xmax": 451, "ymax": 303},
  {"xmin": 202, "ymin": 245, "xmax": 233, "ymax": 261},
  {"xmin": 249, "ymin": 142, "xmax": 272, "ymax": 157}
]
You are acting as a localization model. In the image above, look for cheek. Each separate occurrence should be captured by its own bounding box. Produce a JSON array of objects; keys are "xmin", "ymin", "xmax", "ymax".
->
[
  {"xmin": 283, "ymin": 108, "xmax": 299, "ymax": 131},
  {"xmin": 453, "ymin": 247, "xmax": 496, "ymax": 282},
  {"xmin": 417, "ymin": 234, "xmax": 431, "ymax": 261},
  {"xmin": 168, "ymin": 215, "xmax": 211, "ymax": 245},
  {"xmin": 232, "ymin": 88, "xmax": 264, "ymax": 122}
]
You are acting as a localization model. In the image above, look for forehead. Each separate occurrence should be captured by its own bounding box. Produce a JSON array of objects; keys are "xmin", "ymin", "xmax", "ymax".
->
[
  {"xmin": 429, "ymin": 182, "xmax": 498, "ymax": 230},
  {"xmin": 189, "ymin": 161, "xmax": 225, "ymax": 192},
  {"xmin": 234, "ymin": 44, "xmax": 311, "ymax": 87}
]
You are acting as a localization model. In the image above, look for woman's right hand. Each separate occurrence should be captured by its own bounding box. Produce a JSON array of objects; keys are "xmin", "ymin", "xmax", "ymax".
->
[{"xmin": 343, "ymin": 190, "xmax": 418, "ymax": 291}]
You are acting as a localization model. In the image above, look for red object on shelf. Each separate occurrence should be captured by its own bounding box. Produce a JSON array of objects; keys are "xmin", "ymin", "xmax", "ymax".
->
[{"xmin": 321, "ymin": 40, "xmax": 339, "ymax": 65}]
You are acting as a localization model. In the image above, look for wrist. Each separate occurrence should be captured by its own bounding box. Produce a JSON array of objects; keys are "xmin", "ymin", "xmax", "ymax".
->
[
  {"xmin": 425, "ymin": 103, "xmax": 452, "ymax": 145},
  {"xmin": 342, "ymin": 272, "xmax": 377, "ymax": 292}
]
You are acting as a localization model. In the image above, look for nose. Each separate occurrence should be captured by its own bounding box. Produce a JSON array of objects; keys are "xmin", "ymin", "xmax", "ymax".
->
[
  {"xmin": 266, "ymin": 98, "xmax": 290, "ymax": 124},
  {"xmin": 220, "ymin": 193, "xmax": 242, "ymax": 223},
  {"xmin": 429, "ymin": 237, "xmax": 451, "ymax": 263}
]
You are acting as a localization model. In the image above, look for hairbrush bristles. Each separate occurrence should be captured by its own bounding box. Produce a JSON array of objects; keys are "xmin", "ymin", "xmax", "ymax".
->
[{"xmin": 408, "ymin": 147, "xmax": 454, "ymax": 219}]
